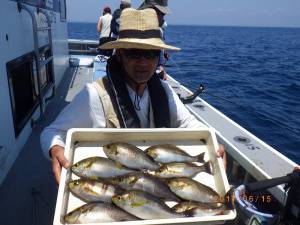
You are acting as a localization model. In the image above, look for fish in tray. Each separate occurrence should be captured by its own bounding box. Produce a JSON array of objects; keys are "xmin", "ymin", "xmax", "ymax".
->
[
  {"xmin": 64, "ymin": 202, "xmax": 139, "ymax": 223},
  {"xmin": 173, "ymin": 202, "xmax": 227, "ymax": 217},
  {"xmin": 112, "ymin": 190, "xmax": 186, "ymax": 220},
  {"xmin": 145, "ymin": 144, "xmax": 205, "ymax": 163},
  {"xmin": 103, "ymin": 142, "xmax": 160, "ymax": 170},
  {"xmin": 71, "ymin": 156, "xmax": 135, "ymax": 179},
  {"xmin": 68, "ymin": 178, "xmax": 123, "ymax": 203},
  {"xmin": 110, "ymin": 172, "xmax": 180, "ymax": 202},
  {"xmin": 166, "ymin": 177, "xmax": 226, "ymax": 204},
  {"xmin": 148, "ymin": 161, "xmax": 213, "ymax": 178}
]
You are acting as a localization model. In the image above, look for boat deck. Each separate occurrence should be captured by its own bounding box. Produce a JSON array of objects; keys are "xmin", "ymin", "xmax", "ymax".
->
[{"xmin": 0, "ymin": 65, "xmax": 93, "ymax": 225}]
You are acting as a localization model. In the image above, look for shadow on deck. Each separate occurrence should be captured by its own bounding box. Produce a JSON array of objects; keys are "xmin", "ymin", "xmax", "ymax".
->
[{"xmin": 0, "ymin": 66, "xmax": 93, "ymax": 225}]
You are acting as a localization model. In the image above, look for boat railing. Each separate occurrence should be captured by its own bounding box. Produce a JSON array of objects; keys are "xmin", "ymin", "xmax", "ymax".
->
[
  {"xmin": 17, "ymin": 2, "xmax": 55, "ymax": 125},
  {"xmin": 68, "ymin": 39, "xmax": 99, "ymax": 55}
]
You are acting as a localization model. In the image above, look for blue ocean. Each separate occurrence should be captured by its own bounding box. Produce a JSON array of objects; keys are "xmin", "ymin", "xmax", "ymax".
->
[{"xmin": 68, "ymin": 23, "xmax": 300, "ymax": 164}]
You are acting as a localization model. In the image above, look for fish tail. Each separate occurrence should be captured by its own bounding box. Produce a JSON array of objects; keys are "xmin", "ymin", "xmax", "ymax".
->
[
  {"xmin": 182, "ymin": 208, "xmax": 195, "ymax": 217},
  {"xmin": 196, "ymin": 152, "xmax": 205, "ymax": 162},
  {"xmin": 202, "ymin": 161, "xmax": 214, "ymax": 175},
  {"xmin": 223, "ymin": 187, "xmax": 236, "ymax": 210}
]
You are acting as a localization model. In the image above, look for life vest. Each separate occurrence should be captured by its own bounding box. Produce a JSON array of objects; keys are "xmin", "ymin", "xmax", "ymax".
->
[{"xmin": 93, "ymin": 73, "xmax": 171, "ymax": 128}]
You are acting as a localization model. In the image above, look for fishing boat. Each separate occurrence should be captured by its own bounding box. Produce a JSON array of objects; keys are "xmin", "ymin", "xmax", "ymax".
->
[{"xmin": 0, "ymin": 1, "xmax": 299, "ymax": 225}]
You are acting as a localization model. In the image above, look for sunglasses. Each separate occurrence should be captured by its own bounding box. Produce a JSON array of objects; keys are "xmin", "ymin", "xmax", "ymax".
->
[{"xmin": 122, "ymin": 49, "xmax": 161, "ymax": 59}]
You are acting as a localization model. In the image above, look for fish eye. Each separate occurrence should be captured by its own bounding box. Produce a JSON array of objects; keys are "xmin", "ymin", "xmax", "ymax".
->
[{"xmin": 115, "ymin": 196, "xmax": 122, "ymax": 200}]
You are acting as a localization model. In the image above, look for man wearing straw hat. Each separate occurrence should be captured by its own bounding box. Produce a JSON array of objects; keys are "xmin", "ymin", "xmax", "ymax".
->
[{"xmin": 41, "ymin": 8, "xmax": 225, "ymax": 183}]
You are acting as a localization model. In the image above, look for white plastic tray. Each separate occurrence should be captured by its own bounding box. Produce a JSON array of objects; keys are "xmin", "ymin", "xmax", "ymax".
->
[{"xmin": 53, "ymin": 128, "xmax": 236, "ymax": 225}]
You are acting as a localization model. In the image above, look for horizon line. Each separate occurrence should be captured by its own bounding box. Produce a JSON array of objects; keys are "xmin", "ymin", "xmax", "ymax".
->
[{"xmin": 67, "ymin": 21, "xmax": 300, "ymax": 29}]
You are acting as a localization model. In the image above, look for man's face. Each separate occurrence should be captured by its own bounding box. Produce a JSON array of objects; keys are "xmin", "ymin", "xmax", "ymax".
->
[{"xmin": 118, "ymin": 49, "xmax": 160, "ymax": 85}]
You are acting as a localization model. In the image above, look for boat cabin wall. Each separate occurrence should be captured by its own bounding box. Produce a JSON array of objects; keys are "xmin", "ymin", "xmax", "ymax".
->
[{"xmin": 0, "ymin": 0, "xmax": 69, "ymax": 185}]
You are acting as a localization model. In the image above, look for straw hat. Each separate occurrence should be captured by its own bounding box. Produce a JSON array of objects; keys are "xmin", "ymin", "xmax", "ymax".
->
[
  {"xmin": 139, "ymin": 0, "xmax": 171, "ymax": 14},
  {"xmin": 99, "ymin": 8, "xmax": 180, "ymax": 51}
]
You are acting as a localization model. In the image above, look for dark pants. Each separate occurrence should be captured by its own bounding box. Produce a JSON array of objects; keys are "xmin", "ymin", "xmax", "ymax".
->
[{"xmin": 99, "ymin": 37, "xmax": 116, "ymax": 56}]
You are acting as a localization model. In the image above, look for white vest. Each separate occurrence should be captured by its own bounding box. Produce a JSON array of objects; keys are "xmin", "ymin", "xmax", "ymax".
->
[{"xmin": 99, "ymin": 13, "xmax": 112, "ymax": 38}]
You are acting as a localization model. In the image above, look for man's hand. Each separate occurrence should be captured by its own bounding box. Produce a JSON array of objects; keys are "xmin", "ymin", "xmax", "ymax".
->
[
  {"xmin": 216, "ymin": 145, "xmax": 227, "ymax": 171},
  {"xmin": 164, "ymin": 52, "xmax": 170, "ymax": 61},
  {"xmin": 158, "ymin": 65, "xmax": 167, "ymax": 80},
  {"xmin": 50, "ymin": 145, "xmax": 70, "ymax": 184}
]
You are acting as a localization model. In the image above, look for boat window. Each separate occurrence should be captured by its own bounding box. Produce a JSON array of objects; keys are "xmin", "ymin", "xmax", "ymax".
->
[
  {"xmin": 6, "ymin": 45, "xmax": 54, "ymax": 137},
  {"xmin": 60, "ymin": 0, "xmax": 66, "ymax": 21},
  {"xmin": 7, "ymin": 52, "xmax": 38, "ymax": 137}
]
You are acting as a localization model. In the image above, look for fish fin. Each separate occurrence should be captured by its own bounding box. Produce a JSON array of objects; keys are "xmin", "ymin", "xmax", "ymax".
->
[
  {"xmin": 182, "ymin": 208, "xmax": 197, "ymax": 217},
  {"xmin": 145, "ymin": 170, "xmax": 154, "ymax": 175},
  {"xmin": 130, "ymin": 201, "xmax": 148, "ymax": 207},
  {"xmin": 197, "ymin": 152, "xmax": 205, "ymax": 163},
  {"xmin": 89, "ymin": 176, "xmax": 99, "ymax": 180},
  {"xmin": 203, "ymin": 161, "xmax": 214, "ymax": 175},
  {"xmin": 115, "ymin": 161, "xmax": 124, "ymax": 169}
]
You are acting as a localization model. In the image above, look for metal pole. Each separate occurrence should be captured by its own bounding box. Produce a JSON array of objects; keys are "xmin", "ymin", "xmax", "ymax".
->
[{"xmin": 17, "ymin": 2, "xmax": 44, "ymax": 118}]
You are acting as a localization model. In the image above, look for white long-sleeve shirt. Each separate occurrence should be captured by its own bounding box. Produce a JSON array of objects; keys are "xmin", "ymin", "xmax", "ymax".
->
[{"xmin": 40, "ymin": 80, "xmax": 204, "ymax": 159}]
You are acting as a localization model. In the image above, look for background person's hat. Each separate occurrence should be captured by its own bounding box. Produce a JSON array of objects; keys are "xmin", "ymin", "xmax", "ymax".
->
[
  {"xmin": 139, "ymin": 0, "xmax": 171, "ymax": 14},
  {"xmin": 103, "ymin": 6, "xmax": 111, "ymax": 13},
  {"xmin": 99, "ymin": 8, "xmax": 179, "ymax": 51},
  {"xmin": 121, "ymin": 0, "xmax": 131, "ymax": 7}
]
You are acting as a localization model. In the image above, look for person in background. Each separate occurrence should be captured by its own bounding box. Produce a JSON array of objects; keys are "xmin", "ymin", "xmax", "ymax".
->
[
  {"xmin": 97, "ymin": 6, "xmax": 115, "ymax": 56},
  {"xmin": 41, "ymin": 8, "xmax": 226, "ymax": 184},
  {"xmin": 110, "ymin": 0, "xmax": 131, "ymax": 37},
  {"xmin": 139, "ymin": 0, "xmax": 171, "ymax": 80}
]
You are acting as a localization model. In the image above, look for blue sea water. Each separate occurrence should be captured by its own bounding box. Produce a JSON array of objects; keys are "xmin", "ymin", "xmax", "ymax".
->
[{"xmin": 68, "ymin": 23, "xmax": 300, "ymax": 165}]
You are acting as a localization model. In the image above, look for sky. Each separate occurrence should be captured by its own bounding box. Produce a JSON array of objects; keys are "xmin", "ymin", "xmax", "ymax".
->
[{"xmin": 66, "ymin": 0, "xmax": 300, "ymax": 27}]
